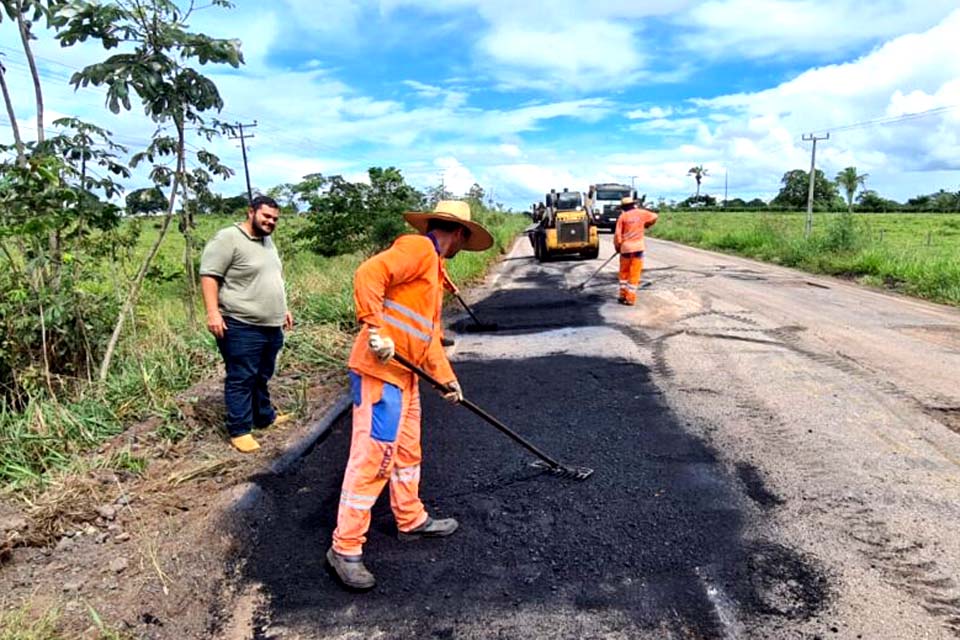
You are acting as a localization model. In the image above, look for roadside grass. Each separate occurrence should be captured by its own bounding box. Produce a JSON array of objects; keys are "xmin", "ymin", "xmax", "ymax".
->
[
  {"xmin": 0, "ymin": 602, "xmax": 131, "ymax": 640},
  {"xmin": 648, "ymin": 211, "xmax": 960, "ymax": 305},
  {"xmin": 0, "ymin": 212, "xmax": 528, "ymax": 492}
]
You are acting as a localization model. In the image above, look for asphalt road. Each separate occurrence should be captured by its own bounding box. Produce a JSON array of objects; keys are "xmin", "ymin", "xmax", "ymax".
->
[{"xmin": 239, "ymin": 232, "xmax": 960, "ymax": 639}]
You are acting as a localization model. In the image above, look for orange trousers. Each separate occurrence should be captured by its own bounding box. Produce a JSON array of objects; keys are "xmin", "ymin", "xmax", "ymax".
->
[
  {"xmin": 618, "ymin": 253, "xmax": 644, "ymax": 304},
  {"xmin": 332, "ymin": 371, "xmax": 429, "ymax": 556}
]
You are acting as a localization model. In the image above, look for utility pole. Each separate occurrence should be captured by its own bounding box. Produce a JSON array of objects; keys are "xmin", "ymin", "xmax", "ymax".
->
[
  {"xmin": 802, "ymin": 132, "xmax": 829, "ymax": 237},
  {"xmin": 629, "ymin": 175, "xmax": 638, "ymax": 191},
  {"xmin": 724, "ymin": 170, "xmax": 728, "ymax": 207},
  {"xmin": 230, "ymin": 121, "xmax": 257, "ymax": 204}
]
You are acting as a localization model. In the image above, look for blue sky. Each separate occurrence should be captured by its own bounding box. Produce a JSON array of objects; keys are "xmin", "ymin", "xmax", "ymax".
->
[{"xmin": 2, "ymin": 0, "xmax": 959, "ymax": 209}]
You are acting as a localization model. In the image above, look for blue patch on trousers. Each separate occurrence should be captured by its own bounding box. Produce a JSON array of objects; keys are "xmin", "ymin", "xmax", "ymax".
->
[
  {"xmin": 371, "ymin": 382, "xmax": 402, "ymax": 443},
  {"xmin": 349, "ymin": 371, "xmax": 362, "ymax": 406}
]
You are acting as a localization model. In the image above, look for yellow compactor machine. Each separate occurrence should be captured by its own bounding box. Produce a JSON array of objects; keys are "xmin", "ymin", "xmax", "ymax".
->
[{"xmin": 528, "ymin": 188, "xmax": 599, "ymax": 262}]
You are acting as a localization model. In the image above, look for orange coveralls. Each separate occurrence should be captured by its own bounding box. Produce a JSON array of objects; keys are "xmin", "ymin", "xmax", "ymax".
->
[
  {"xmin": 614, "ymin": 206, "xmax": 659, "ymax": 305},
  {"xmin": 332, "ymin": 234, "xmax": 457, "ymax": 557}
]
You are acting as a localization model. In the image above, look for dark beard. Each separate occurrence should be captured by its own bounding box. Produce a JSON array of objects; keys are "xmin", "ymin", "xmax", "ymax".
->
[{"xmin": 252, "ymin": 218, "xmax": 273, "ymax": 237}]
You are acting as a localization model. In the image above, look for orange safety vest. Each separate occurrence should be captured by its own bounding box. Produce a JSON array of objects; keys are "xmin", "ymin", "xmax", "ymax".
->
[
  {"xmin": 348, "ymin": 234, "xmax": 456, "ymax": 388},
  {"xmin": 614, "ymin": 207, "xmax": 659, "ymax": 254}
]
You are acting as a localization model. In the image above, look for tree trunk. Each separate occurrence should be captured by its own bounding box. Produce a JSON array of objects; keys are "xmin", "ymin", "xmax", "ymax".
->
[
  {"xmin": 0, "ymin": 62, "xmax": 26, "ymax": 166},
  {"xmin": 175, "ymin": 113, "xmax": 197, "ymax": 328},
  {"xmin": 15, "ymin": 1, "xmax": 44, "ymax": 145},
  {"xmin": 98, "ymin": 173, "xmax": 181, "ymax": 382},
  {"xmin": 16, "ymin": 2, "xmax": 61, "ymax": 285},
  {"xmin": 695, "ymin": 179, "xmax": 701, "ymax": 199},
  {"xmin": 180, "ymin": 180, "xmax": 198, "ymax": 328}
]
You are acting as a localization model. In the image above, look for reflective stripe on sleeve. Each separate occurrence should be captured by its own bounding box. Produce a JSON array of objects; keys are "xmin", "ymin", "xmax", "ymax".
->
[
  {"xmin": 384, "ymin": 299, "xmax": 433, "ymax": 332},
  {"xmin": 384, "ymin": 315, "xmax": 432, "ymax": 342}
]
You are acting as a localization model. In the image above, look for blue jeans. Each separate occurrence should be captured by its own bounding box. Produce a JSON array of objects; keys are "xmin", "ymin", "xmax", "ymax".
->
[{"xmin": 215, "ymin": 316, "xmax": 284, "ymax": 437}]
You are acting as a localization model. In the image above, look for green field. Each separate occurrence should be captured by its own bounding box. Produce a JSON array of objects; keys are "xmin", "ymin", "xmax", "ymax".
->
[
  {"xmin": 0, "ymin": 211, "xmax": 528, "ymax": 490},
  {"xmin": 648, "ymin": 211, "xmax": 960, "ymax": 305}
]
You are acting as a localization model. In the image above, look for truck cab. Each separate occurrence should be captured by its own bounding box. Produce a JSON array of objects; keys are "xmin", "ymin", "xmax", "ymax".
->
[{"xmin": 586, "ymin": 183, "xmax": 636, "ymax": 230}]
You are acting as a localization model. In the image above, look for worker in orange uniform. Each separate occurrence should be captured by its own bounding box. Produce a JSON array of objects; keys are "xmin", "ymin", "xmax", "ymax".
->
[
  {"xmin": 614, "ymin": 196, "xmax": 658, "ymax": 305},
  {"xmin": 326, "ymin": 200, "xmax": 493, "ymax": 591}
]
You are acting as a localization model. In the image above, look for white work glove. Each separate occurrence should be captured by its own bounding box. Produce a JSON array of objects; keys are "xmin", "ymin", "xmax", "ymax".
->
[
  {"xmin": 367, "ymin": 327, "xmax": 395, "ymax": 363},
  {"xmin": 442, "ymin": 380, "xmax": 463, "ymax": 404}
]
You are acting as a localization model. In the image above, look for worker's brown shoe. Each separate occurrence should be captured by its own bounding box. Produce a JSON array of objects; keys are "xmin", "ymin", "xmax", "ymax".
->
[
  {"xmin": 398, "ymin": 516, "xmax": 459, "ymax": 541},
  {"xmin": 326, "ymin": 547, "xmax": 376, "ymax": 590},
  {"xmin": 440, "ymin": 336, "xmax": 455, "ymax": 347}
]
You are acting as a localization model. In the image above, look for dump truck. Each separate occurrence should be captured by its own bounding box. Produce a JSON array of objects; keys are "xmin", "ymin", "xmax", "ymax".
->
[
  {"xmin": 585, "ymin": 183, "xmax": 637, "ymax": 230},
  {"xmin": 528, "ymin": 188, "xmax": 599, "ymax": 261}
]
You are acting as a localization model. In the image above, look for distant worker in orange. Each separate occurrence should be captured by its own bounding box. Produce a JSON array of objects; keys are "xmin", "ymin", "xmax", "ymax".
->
[
  {"xmin": 326, "ymin": 200, "xmax": 494, "ymax": 591},
  {"xmin": 614, "ymin": 196, "xmax": 658, "ymax": 305}
]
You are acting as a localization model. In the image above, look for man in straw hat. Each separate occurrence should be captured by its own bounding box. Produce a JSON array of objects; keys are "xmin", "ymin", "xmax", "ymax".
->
[
  {"xmin": 614, "ymin": 195, "xmax": 658, "ymax": 305},
  {"xmin": 327, "ymin": 199, "xmax": 493, "ymax": 590}
]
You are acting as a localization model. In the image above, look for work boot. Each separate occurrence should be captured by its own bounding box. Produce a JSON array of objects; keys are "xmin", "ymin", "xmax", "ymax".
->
[
  {"xmin": 440, "ymin": 336, "xmax": 455, "ymax": 347},
  {"xmin": 230, "ymin": 434, "xmax": 260, "ymax": 453},
  {"xmin": 398, "ymin": 516, "xmax": 459, "ymax": 542},
  {"xmin": 326, "ymin": 547, "xmax": 376, "ymax": 590}
]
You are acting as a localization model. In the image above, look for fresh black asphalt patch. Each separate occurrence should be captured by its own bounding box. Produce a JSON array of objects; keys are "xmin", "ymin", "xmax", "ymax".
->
[{"xmin": 239, "ymin": 271, "xmax": 831, "ymax": 638}]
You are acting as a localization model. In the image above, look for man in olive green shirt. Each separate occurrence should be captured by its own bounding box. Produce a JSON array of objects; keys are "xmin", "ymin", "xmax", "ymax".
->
[{"xmin": 200, "ymin": 195, "xmax": 293, "ymax": 453}]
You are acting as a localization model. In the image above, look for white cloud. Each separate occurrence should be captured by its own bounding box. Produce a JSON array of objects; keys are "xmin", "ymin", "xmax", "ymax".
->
[
  {"xmin": 627, "ymin": 106, "xmax": 674, "ymax": 119},
  {"xmin": 681, "ymin": 0, "xmax": 959, "ymax": 58},
  {"xmin": 477, "ymin": 20, "xmax": 644, "ymax": 91},
  {"xmin": 434, "ymin": 156, "xmax": 478, "ymax": 195}
]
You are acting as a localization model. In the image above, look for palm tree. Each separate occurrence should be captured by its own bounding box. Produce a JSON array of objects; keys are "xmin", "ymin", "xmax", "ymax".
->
[
  {"xmin": 688, "ymin": 165, "xmax": 708, "ymax": 199},
  {"xmin": 835, "ymin": 166, "xmax": 868, "ymax": 213}
]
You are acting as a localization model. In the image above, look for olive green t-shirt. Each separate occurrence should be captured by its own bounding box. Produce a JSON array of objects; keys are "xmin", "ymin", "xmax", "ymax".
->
[{"xmin": 199, "ymin": 223, "xmax": 287, "ymax": 327}]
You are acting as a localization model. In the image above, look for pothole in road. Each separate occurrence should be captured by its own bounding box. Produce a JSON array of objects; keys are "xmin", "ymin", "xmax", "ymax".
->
[
  {"xmin": 926, "ymin": 407, "xmax": 960, "ymax": 435},
  {"xmin": 738, "ymin": 542, "xmax": 831, "ymax": 621},
  {"xmin": 240, "ymin": 354, "xmax": 830, "ymax": 637},
  {"xmin": 735, "ymin": 462, "xmax": 786, "ymax": 509}
]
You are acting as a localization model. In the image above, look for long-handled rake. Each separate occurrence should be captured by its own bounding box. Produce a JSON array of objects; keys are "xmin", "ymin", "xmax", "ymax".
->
[
  {"xmin": 571, "ymin": 252, "xmax": 618, "ymax": 291},
  {"xmin": 453, "ymin": 291, "xmax": 499, "ymax": 332},
  {"xmin": 393, "ymin": 353, "xmax": 593, "ymax": 481}
]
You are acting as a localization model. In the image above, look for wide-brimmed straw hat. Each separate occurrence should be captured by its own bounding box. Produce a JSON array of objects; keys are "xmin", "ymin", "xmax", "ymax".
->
[
  {"xmin": 620, "ymin": 196, "xmax": 637, "ymax": 207},
  {"xmin": 403, "ymin": 200, "xmax": 494, "ymax": 252}
]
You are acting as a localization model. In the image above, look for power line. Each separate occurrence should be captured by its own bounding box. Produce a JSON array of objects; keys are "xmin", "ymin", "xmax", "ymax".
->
[{"xmin": 809, "ymin": 104, "xmax": 959, "ymax": 135}]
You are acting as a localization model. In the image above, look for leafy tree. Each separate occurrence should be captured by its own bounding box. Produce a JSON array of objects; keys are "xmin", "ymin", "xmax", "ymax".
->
[
  {"xmin": 687, "ymin": 165, "xmax": 708, "ymax": 198},
  {"xmin": 0, "ymin": 3, "xmax": 133, "ymax": 400},
  {"xmin": 298, "ymin": 167, "xmax": 422, "ymax": 257},
  {"xmin": 366, "ymin": 167, "xmax": 421, "ymax": 250},
  {"xmin": 126, "ymin": 187, "xmax": 167, "ymax": 217},
  {"xmin": 465, "ymin": 182, "xmax": 485, "ymax": 210},
  {"xmin": 679, "ymin": 194, "xmax": 716, "ymax": 208},
  {"xmin": 423, "ymin": 181, "xmax": 452, "ymax": 208},
  {"xmin": 835, "ymin": 166, "xmax": 868, "ymax": 214},
  {"xmin": 747, "ymin": 198, "xmax": 767, "ymax": 209},
  {"xmin": 855, "ymin": 190, "xmax": 900, "ymax": 213},
  {"xmin": 266, "ymin": 182, "xmax": 299, "ymax": 214},
  {"xmin": 771, "ymin": 169, "xmax": 838, "ymax": 209},
  {"xmin": 57, "ymin": 0, "xmax": 242, "ymax": 378}
]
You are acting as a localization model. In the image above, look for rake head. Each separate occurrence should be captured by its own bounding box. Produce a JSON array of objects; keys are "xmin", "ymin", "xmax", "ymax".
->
[{"xmin": 530, "ymin": 460, "xmax": 594, "ymax": 481}]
